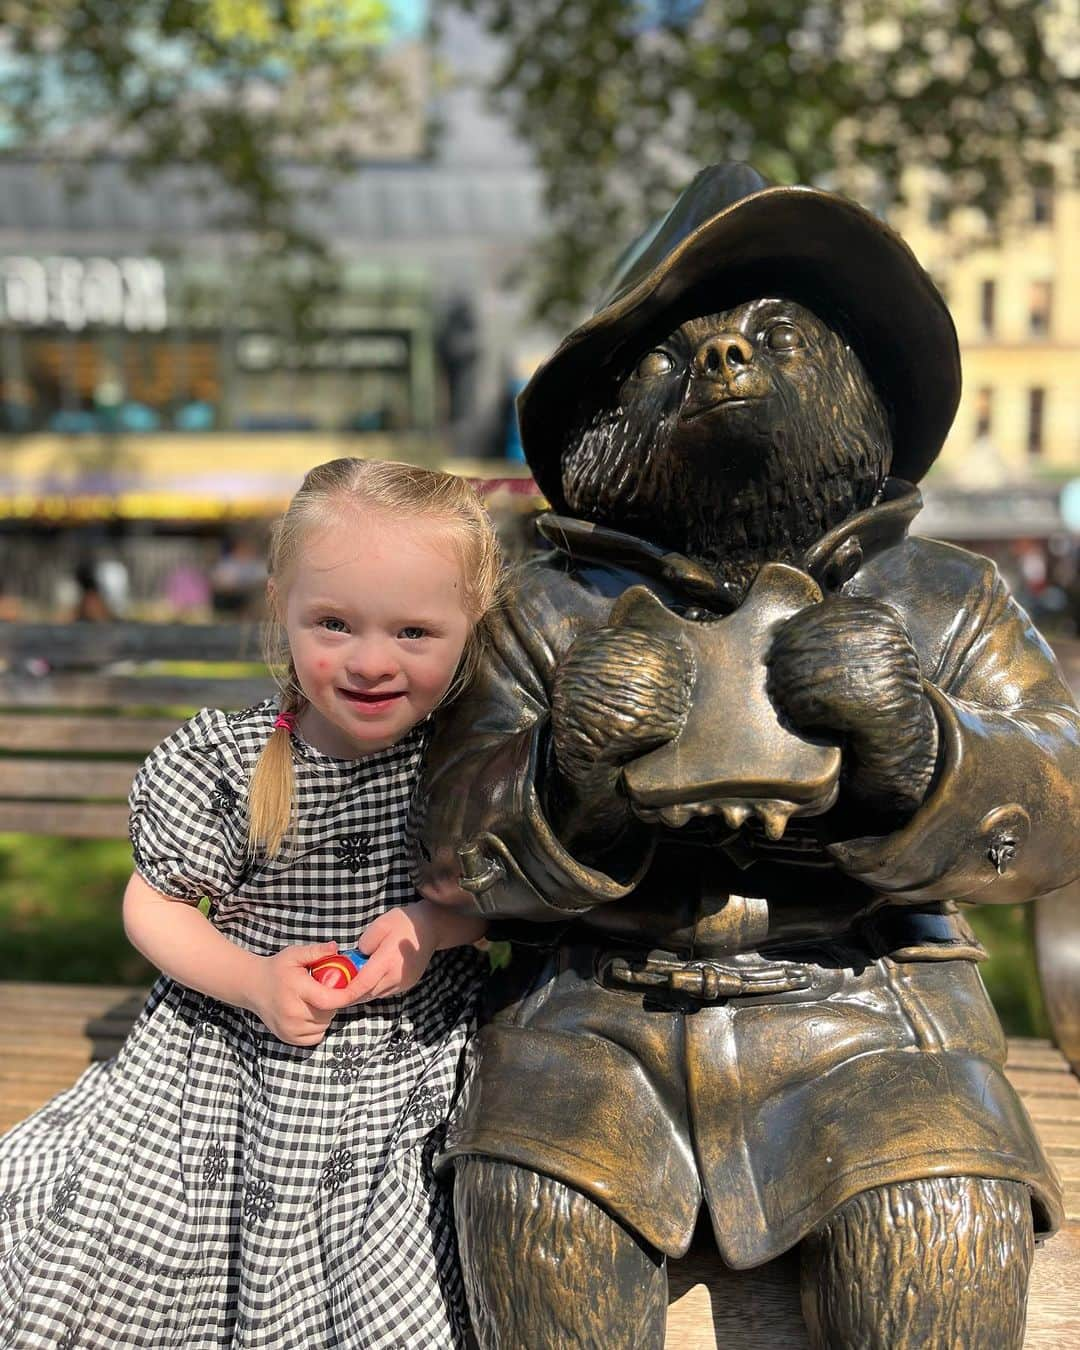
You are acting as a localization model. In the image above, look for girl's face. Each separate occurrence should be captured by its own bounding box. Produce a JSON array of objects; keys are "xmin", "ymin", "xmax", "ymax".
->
[{"xmin": 279, "ymin": 510, "xmax": 473, "ymax": 758}]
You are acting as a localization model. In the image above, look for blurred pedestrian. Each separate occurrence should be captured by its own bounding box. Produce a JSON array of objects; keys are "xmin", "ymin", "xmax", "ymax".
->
[
  {"xmin": 71, "ymin": 561, "xmax": 113, "ymax": 622},
  {"xmin": 0, "ymin": 580, "xmax": 21, "ymax": 621},
  {"xmin": 210, "ymin": 538, "xmax": 266, "ymax": 619}
]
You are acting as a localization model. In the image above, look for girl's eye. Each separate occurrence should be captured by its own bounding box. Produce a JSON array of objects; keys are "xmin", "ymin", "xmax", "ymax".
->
[
  {"xmin": 766, "ymin": 322, "xmax": 803, "ymax": 351},
  {"xmin": 319, "ymin": 617, "xmax": 349, "ymax": 633},
  {"xmin": 399, "ymin": 626, "xmax": 427, "ymax": 641},
  {"xmin": 633, "ymin": 350, "xmax": 675, "ymax": 379}
]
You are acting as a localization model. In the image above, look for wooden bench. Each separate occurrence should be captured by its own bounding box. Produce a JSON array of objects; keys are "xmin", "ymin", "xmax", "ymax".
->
[
  {"xmin": 0, "ymin": 620, "xmax": 270, "ymax": 838},
  {"xmin": 1, "ymin": 622, "xmax": 1079, "ymax": 1346},
  {"xmin": 1, "ymin": 981, "xmax": 1076, "ymax": 1347}
]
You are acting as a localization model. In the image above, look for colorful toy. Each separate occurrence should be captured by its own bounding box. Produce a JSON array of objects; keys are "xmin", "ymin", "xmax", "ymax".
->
[{"xmin": 308, "ymin": 948, "xmax": 368, "ymax": 989}]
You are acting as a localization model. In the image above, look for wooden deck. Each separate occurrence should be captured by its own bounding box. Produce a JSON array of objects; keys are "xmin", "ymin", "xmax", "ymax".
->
[{"xmin": 2, "ymin": 980, "xmax": 1077, "ymax": 1348}]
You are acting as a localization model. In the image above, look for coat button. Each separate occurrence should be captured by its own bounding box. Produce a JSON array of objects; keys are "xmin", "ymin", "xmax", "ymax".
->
[{"xmin": 976, "ymin": 804, "xmax": 1030, "ymax": 875}]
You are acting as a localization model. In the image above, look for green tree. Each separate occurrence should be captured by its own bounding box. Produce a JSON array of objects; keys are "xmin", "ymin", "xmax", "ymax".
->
[
  {"xmin": 0, "ymin": 1, "xmax": 403, "ymax": 257},
  {"xmin": 461, "ymin": 0, "xmax": 1079, "ymax": 323}
]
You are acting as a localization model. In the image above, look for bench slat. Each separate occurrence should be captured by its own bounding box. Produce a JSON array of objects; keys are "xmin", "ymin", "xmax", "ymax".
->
[
  {"xmin": 0, "ymin": 801, "xmax": 132, "ymax": 836},
  {"xmin": 0, "ymin": 760, "xmax": 138, "ymax": 800},
  {"xmin": 0, "ymin": 672, "xmax": 273, "ymax": 710},
  {"xmin": 0, "ymin": 621, "xmax": 260, "ymax": 668},
  {"xmin": 0, "ymin": 715, "xmax": 181, "ymax": 753}
]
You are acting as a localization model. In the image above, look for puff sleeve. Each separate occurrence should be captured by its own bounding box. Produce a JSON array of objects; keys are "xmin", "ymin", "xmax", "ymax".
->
[{"xmin": 128, "ymin": 708, "xmax": 250, "ymax": 903}]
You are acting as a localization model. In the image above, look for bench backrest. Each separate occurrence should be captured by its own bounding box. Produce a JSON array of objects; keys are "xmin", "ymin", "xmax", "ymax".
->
[{"xmin": 0, "ymin": 621, "xmax": 273, "ymax": 837}]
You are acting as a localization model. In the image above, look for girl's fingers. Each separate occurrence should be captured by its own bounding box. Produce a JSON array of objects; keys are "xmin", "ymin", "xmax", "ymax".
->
[
  {"xmin": 301, "ymin": 977, "xmax": 355, "ymax": 1012},
  {"xmin": 287, "ymin": 940, "xmax": 339, "ymax": 967},
  {"xmin": 355, "ymin": 911, "xmax": 398, "ymax": 955},
  {"xmin": 332, "ymin": 950, "xmax": 402, "ymax": 1007}
]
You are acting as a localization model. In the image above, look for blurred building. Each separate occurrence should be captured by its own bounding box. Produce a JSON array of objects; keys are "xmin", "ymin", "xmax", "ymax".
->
[
  {"xmin": 0, "ymin": 9, "xmax": 545, "ymax": 535},
  {"xmin": 1, "ymin": 6, "xmax": 1077, "ymax": 617},
  {"xmin": 896, "ymin": 152, "xmax": 1080, "ymax": 632},
  {"xmin": 898, "ymin": 152, "xmax": 1080, "ymax": 485}
]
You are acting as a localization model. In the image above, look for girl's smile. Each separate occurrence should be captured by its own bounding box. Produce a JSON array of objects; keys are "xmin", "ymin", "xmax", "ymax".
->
[{"xmin": 337, "ymin": 687, "xmax": 408, "ymax": 715}]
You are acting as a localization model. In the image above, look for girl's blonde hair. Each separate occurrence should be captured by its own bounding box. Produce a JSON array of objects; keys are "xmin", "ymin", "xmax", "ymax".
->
[{"xmin": 248, "ymin": 457, "xmax": 505, "ymax": 858}]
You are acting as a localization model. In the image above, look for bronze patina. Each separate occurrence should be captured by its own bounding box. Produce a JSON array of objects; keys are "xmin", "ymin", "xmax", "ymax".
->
[{"xmin": 417, "ymin": 163, "xmax": 1080, "ymax": 1349}]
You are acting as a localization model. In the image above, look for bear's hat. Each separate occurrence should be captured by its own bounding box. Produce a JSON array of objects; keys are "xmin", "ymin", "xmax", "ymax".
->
[{"xmin": 518, "ymin": 163, "xmax": 961, "ymax": 510}]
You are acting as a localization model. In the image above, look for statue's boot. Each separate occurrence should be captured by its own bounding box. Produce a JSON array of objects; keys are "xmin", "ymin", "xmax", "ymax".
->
[
  {"xmin": 800, "ymin": 1175, "xmax": 1034, "ymax": 1349},
  {"xmin": 454, "ymin": 1156, "xmax": 668, "ymax": 1350}
]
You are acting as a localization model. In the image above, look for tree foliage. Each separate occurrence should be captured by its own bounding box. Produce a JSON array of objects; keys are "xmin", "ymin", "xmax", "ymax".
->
[
  {"xmin": 0, "ymin": 0, "xmax": 399, "ymax": 253},
  {"xmin": 462, "ymin": 0, "xmax": 1079, "ymax": 324}
]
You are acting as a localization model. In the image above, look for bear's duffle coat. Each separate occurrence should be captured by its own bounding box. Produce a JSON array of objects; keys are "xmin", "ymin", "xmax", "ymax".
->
[{"xmin": 417, "ymin": 480, "xmax": 1075, "ymax": 1268}]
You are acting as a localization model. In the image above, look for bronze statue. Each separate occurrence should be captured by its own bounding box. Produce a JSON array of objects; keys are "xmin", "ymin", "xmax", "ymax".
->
[{"xmin": 416, "ymin": 163, "xmax": 1080, "ymax": 1349}]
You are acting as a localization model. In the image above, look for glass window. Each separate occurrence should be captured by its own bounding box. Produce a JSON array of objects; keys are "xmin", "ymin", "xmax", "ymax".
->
[
  {"xmin": 4, "ymin": 331, "xmax": 222, "ymax": 432},
  {"xmin": 1027, "ymin": 388, "xmax": 1045, "ymax": 456},
  {"xmin": 979, "ymin": 280, "xmax": 996, "ymax": 337},
  {"xmin": 974, "ymin": 387, "xmax": 993, "ymax": 438},
  {"xmin": 230, "ymin": 330, "xmax": 414, "ymax": 432},
  {"xmin": 1032, "ymin": 168, "xmax": 1054, "ymax": 226},
  {"xmin": 1028, "ymin": 281, "xmax": 1052, "ymax": 338}
]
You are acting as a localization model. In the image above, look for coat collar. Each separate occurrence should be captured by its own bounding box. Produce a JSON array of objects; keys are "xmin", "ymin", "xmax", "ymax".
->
[{"xmin": 535, "ymin": 478, "xmax": 923, "ymax": 609}]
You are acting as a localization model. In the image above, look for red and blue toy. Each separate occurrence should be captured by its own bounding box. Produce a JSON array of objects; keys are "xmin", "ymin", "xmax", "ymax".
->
[{"xmin": 308, "ymin": 948, "xmax": 368, "ymax": 989}]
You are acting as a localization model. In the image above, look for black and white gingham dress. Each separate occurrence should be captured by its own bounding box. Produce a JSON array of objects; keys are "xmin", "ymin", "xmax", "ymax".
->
[{"xmin": 0, "ymin": 700, "xmax": 484, "ymax": 1349}]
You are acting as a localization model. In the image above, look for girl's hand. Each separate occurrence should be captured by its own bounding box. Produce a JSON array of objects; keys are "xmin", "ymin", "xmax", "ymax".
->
[
  {"xmin": 334, "ymin": 903, "xmax": 441, "ymax": 1004},
  {"xmin": 324, "ymin": 898, "xmax": 485, "ymax": 1007},
  {"xmin": 247, "ymin": 941, "xmax": 349, "ymax": 1046}
]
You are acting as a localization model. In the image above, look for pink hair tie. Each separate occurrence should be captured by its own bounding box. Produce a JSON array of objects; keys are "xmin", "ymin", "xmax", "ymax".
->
[{"xmin": 273, "ymin": 712, "xmax": 297, "ymax": 733}]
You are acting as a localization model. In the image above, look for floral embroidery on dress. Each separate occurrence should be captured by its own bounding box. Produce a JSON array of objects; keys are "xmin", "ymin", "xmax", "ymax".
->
[
  {"xmin": 209, "ymin": 776, "xmax": 238, "ymax": 813},
  {"xmin": 243, "ymin": 1178, "xmax": 276, "ymax": 1223},
  {"xmin": 0, "ymin": 1192, "xmax": 16, "ymax": 1222},
  {"xmin": 203, "ymin": 1141, "xmax": 228, "ymax": 1186},
  {"xmin": 329, "ymin": 1043, "xmax": 366, "ymax": 1085},
  {"xmin": 410, "ymin": 1086, "xmax": 448, "ymax": 1128},
  {"xmin": 333, "ymin": 834, "xmax": 372, "ymax": 873},
  {"xmin": 320, "ymin": 1148, "xmax": 356, "ymax": 1193},
  {"xmin": 383, "ymin": 1027, "xmax": 414, "ymax": 1064},
  {"xmin": 46, "ymin": 1170, "xmax": 81, "ymax": 1223},
  {"xmin": 56, "ymin": 1328, "xmax": 79, "ymax": 1350}
]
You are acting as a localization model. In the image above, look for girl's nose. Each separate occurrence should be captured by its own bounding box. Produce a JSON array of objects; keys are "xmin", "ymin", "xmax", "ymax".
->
[{"xmin": 345, "ymin": 639, "xmax": 399, "ymax": 683}]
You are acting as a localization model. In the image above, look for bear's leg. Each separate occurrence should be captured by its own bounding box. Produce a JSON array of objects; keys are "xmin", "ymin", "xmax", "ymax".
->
[
  {"xmin": 800, "ymin": 1175, "xmax": 1034, "ymax": 1349},
  {"xmin": 454, "ymin": 1155, "xmax": 668, "ymax": 1350}
]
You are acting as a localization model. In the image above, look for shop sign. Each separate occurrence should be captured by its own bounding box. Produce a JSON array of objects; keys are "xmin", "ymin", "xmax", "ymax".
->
[
  {"xmin": 0, "ymin": 256, "xmax": 168, "ymax": 332},
  {"xmin": 235, "ymin": 331, "xmax": 410, "ymax": 372}
]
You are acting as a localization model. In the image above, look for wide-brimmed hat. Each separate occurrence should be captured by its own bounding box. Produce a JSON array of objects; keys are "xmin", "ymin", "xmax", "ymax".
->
[{"xmin": 518, "ymin": 163, "xmax": 960, "ymax": 509}]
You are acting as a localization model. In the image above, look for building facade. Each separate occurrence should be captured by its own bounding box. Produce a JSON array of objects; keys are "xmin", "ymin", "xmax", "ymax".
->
[{"xmin": 899, "ymin": 151, "xmax": 1080, "ymax": 485}]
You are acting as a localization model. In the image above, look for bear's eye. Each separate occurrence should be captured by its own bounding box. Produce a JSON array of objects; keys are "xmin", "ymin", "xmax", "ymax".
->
[
  {"xmin": 633, "ymin": 350, "xmax": 676, "ymax": 379},
  {"xmin": 766, "ymin": 322, "xmax": 803, "ymax": 351}
]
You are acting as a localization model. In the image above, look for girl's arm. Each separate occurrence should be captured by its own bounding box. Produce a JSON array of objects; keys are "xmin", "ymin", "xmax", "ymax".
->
[{"xmin": 122, "ymin": 871, "xmax": 344, "ymax": 1045}]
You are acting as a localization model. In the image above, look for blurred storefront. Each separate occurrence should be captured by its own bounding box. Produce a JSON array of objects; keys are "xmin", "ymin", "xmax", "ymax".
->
[{"xmin": 0, "ymin": 254, "xmax": 436, "ymax": 437}]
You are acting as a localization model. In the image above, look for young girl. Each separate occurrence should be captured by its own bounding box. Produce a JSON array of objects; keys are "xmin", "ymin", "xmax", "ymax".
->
[{"xmin": 0, "ymin": 458, "xmax": 503, "ymax": 1349}]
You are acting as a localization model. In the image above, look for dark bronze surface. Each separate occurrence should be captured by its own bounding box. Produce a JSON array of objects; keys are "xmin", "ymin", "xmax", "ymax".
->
[
  {"xmin": 419, "ymin": 163, "xmax": 1080, "ymax": 1348},
  {"xmin": 611, "ymin": 566, "xmax": 841, "ymax": 835}
]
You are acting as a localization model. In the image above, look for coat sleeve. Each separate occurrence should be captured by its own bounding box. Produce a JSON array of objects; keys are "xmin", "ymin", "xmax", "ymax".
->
[
  {"xmin": 413, "ymin": 567, "xmax": 655, "ymax": 922},
  {"xmin": 829, "ymin": 555, "xmax": 1080, "ymax": 904}
]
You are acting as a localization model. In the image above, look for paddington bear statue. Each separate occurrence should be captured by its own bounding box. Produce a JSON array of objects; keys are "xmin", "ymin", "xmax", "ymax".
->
[{"xmin": 416, "ymin": 163, "xmax": 1080, "ymax": 1349}]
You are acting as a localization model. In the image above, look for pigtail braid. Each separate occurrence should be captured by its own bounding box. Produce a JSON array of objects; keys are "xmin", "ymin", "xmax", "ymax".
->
[{"xmin": 246, "ymin": 606, "xmax": 307, "ymax": 857}]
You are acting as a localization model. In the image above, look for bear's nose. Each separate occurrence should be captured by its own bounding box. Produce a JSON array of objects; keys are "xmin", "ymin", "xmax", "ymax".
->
[{"xmin": 695, "ymin": 332, "xmax": 753, "ymax": 379}]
